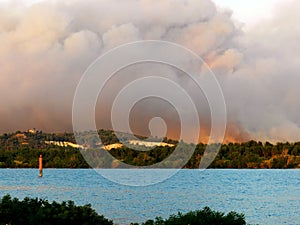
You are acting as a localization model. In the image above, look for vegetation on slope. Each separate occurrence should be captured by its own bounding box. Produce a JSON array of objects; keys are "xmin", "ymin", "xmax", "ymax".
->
[{"xmin": 0, "ymin": 130, "xmax": 299, "ymax": 168}]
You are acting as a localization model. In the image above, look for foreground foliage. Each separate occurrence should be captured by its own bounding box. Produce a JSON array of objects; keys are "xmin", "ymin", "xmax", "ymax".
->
[
  {"xmin": 0, "ymin": 195, "xmax": 113, "ymax": 225},
  {"xmin": 131, "ymin": 207, "xmax": 247, "ymax": 225},
  {"xmin": 0, "ymin": 195, "xmax": 251, "ymax": 225}
]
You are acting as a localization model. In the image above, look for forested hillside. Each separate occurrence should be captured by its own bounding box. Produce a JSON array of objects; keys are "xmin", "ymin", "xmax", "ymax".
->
[{"xmin": 0, "ymin": 130, "xmax": 299, "ymax": 168}]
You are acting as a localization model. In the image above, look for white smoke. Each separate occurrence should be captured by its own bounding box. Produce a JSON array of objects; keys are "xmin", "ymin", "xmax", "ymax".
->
[
  {"xmin": 223, "ymin": 1, "xmax": 300, "ymax": 142},
  {"xmin": 0, "ymin": 0, "xmax": 299, "ymax": 142}
]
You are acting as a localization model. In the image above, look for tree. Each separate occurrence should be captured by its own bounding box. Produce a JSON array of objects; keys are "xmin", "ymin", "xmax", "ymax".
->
[{"xmin": 0, "ymin": 195, "xmax": 113, "ymax": 225}]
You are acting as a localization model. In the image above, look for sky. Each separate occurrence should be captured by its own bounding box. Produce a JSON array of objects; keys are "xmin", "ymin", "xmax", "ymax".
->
[
  {"xmin": 214, "ymin": 0, "xmax": 285, "ymax": 28},
  {"xmin": 0, "ymin": 0, "xmax": 285, "ymax": 27},
  {"xmin": 0, "ymin": 0, "xmax": 299, "ymax": 143}
]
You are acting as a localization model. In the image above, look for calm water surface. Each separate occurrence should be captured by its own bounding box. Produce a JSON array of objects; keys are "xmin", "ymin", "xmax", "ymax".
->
[{"xmin": 0, "ymin": 169, "xmax": 299, "ymax": 225}]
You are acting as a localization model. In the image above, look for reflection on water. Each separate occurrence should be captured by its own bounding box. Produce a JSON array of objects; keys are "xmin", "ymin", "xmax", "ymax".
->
[{"xmin": 0, "ymin": 169, "xmax": 299, "ymax": 225}]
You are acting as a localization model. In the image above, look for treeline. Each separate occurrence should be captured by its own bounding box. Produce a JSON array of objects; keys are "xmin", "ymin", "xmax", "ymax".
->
[
  {"xmin": 208, "ymin": 141, "xmax": 300, "ymax": 169},
  {"xmin": 0, "ymin": 130, "xmax": 300, "ymax": 168},
  {"xmin": 109, "ymin": 141, "xmax": 300, "ymax": 168},
  {"xmin": 0, "ymin": 147, "xmax": 89, "ymax": 168},
  {"xmin": 0, "ymin": 195, "xmax": 249, "ymax": 225},
  {"xmin": 0, "ymin": 130, "xmax": 85, "ymax": 168}
]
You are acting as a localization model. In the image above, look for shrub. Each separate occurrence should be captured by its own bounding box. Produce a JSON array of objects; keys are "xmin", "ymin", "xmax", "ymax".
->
[
  {"xmin": 0, "ymin": 195, "xmax": 113, "ymax": 225},
  {"xmin": 132, "ymin": 207, "xmax": 247, "ymax": 225},
  {"xmin": 0, "ymin": 195, "xmax": 252, "ymax": 225}
]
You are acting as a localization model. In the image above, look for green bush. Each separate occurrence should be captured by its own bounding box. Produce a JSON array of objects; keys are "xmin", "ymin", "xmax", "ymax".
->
[
  {"xmin": 0, "ymin": 195, "xmax": 113, "ymax": 225},
  {"xmin": 132, "ymin": 207, "xmax": 247, "ymax": 225},
  {"xmin": 0, "ymin": 195, "xmax": 253, "ymax": 225}
]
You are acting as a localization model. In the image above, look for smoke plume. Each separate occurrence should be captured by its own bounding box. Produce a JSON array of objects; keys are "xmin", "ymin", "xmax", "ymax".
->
[{"xmin": 0, "ymin": 0, "xmax": 299, "ymax": 143}]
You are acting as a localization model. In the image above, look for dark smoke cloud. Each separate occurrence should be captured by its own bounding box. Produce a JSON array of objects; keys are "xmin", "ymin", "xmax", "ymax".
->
[{"xmin": 0, "ymin": 0, "xmax": 299, "ymax": 142}]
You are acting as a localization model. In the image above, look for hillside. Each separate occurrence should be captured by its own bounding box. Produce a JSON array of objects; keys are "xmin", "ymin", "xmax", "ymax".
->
[{"xmin": 0, "ymin": 130, "xmax": 300, "ymax": 168}]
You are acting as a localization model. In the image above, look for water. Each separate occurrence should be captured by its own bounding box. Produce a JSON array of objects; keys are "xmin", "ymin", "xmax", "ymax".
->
[{"xmin": 0, "ymin": 169, "xmax": 299, "ymax": 225}]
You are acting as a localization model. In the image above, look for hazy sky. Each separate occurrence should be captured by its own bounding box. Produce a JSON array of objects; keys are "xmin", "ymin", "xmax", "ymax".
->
[
  {"xmin": 0, "ymin": 0, "xmax": 285, "ymax": 26},
  {"xmin": 214, "ymin": 0, "xmax": 286, "ymax": 28},
  {"xmin": 0, "ymin": 0, "xmax": 299, "ymax": 143}
]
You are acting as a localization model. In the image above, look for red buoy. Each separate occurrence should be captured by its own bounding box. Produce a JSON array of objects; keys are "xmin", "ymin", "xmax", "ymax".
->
[{"xmin": 39, "ymin": 155, "xmax": 43, "ymax": 177}]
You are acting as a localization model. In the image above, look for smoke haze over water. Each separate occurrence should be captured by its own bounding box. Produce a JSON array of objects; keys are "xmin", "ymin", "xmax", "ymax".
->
[{"xmin": 0, "ymin": 0, "xmax": 300, "ymax": 143}]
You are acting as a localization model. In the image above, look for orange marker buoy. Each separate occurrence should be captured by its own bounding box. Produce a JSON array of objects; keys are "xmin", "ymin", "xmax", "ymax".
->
[{"xmin": 39, "ymin": 155, "xmax": 43, "ymax": 177}]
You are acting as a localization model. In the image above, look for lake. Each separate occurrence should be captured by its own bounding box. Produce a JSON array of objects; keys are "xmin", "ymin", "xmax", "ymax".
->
[{"xmin": 0, "ymin": 169, "xmax": 299, "ymax": 225}]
